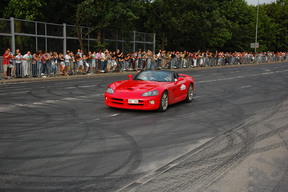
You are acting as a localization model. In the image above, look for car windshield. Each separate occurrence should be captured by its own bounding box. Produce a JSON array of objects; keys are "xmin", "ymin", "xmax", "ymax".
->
[{"xmin": 134, "ymin": 71, "xmax": 174, "ymax": 82}]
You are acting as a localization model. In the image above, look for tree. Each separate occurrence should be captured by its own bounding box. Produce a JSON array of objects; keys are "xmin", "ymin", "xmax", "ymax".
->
[
  {"xmin": 1, "ymin": 0, "xmax": 286, "ymax": 52},
  {"xmin": 2, "ymin": 0, "xmax": 47, "ymax": 51},
  {"xmin": 263, "ymin": 0, "xmax": 288, "ymax": 51},
  {"xmin": 41, "ymin": 0, "xmax": 82, "ymax": 24},
  {"xmin": 74, "ymin": 0, "xmax": 139, "ymax": 52},
  {"xmin": 3, "ymin": 0, "xmax": 46, "ymax": 20},
  {"xmin": 145, "ymin": 0, "xmax": 233, "ymax": 51},
  {"xmin": 0, "ymin": 0, "xmax": 10, "ymax": 18},
  {"xmin": 219, "ymin": 0, "xmax": 255, "ymax": 52}
]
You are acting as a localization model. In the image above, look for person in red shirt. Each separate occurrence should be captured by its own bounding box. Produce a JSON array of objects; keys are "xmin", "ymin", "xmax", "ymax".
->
[{"xmin": 2, "ymin": 49, "xmax": 15, "ymax": 79}]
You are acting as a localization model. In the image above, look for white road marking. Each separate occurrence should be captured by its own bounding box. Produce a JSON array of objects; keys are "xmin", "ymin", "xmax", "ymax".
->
[
  {"xmin": 79, "ymin": 118, "xmax": 100, "ymax": 124},
  {"xmin": 0, "ymin": 91, "xmax": 29, "ymax": 96},
  {"xmin": 239, "ymin": 85, "xmax": 252, "ymax": 89},
  {"xmin": 198, "ymin": 70, "xmax": 288, "ymax": 84},
  {"xmin": 78, "ymin": 85, "xmax": 97, "ymax": 88}
]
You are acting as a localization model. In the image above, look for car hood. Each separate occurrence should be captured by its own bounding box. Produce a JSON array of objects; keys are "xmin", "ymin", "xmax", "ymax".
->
[{"xmin": 113, "ymin": 80, "xmax": 161, "ymax": 93}]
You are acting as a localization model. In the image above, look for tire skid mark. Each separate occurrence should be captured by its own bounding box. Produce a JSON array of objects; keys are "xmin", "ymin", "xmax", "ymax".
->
[
  {"xmin": 0, "ymin": 102, "xmax": 99, "ymax": 191},
  {"xmin": 0, "ymin": 119, "xmax": 143, "ymax": 192},
  {"xmin": 121, "ymin": 100, "xmax": 288, "ymax": 192},
  {"xmin": 263, "ymin": 119, "xmax": 288, "ymax": 192},
  {"xmin": 118, "ymin": 124, "xmax": 252, "ymax": 192},
  {"xmin": 1, "ymin": 102, "xmax": 78, "ymax": 134},
  {"xmin": 62, "ymin": 123, "xmax": 143, "ymax": 192}
]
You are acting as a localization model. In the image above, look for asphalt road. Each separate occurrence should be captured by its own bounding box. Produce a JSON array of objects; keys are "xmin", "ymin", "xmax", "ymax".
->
[{"xmin": 0, "ymin": 62, "xmax": 288, "ymax": 192}]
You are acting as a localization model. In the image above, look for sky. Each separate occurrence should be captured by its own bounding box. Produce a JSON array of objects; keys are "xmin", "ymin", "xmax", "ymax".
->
[{"xmin": 246, "ymin": 0, "xmax": 275, "ymax": 5}]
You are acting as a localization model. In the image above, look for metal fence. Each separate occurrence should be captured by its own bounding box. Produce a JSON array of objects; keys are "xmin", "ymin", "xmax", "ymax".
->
[
  {"xmin": 167, "ymin": 53, "xmax": 288, "ymax": 69},
  {"xmin": 0, "ymin": 17, "xmax": 155, "ymax": 54},
  {"xmin": 0, "ymin": 17, "xmax": 156, "ymax": 77}
]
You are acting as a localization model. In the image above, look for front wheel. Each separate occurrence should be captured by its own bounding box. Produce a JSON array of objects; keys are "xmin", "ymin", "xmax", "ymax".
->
[
  {"xmin": 185, "ymin": 84, "xmax": 194, "ymax": 103},
  {"xmin": 158, "ymin": 91, "xmax": 168, "ymax": 112}
]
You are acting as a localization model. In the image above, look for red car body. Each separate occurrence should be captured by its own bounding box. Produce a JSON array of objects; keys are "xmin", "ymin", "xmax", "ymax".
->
[{"xmin": 104, "ymin": 70, "xmax": 195, "ymax": 111}]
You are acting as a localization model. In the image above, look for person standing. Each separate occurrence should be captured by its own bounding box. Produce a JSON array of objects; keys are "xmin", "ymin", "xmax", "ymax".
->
[
  {"xmin": 91, "ymin": 51, "xmax": 96, "ymax": 73},
  {"xmin": 58, "ymin": 53, "xmax": 65, "ymax": 75},
  {"xmin": 100, "ymin": 50, "xmax": 106, "ymax": 73},
  {"xmin": 137, "ymin": 49, "xmax": 142, "ymax": 71},
  {"xmin": 22, "ymin": 51, "xmax": 31, "ymax": 78},
  {"xmin": 47, "ymin": 52, "xmax": 53, "ymax": 76},
  {"xmin": 2, "ymin": 49, "xmax": 14, "ymax": 79},
  {"xmin": 31, "ymin": 52, "xmax": 38, "ymax": 77},
  {"xmin": 36, "ymin": 50, "xmax": 42, "ymax": 77},
  {"xmin": 64, "ymin": 50, "xmax": 71, "ymax": 76},
  {"xmin": 51, "ymin": 52, "xmax": 58, "ymax": 76},
  {"xmin": 15, "ymin": 52, "xmax": 22, "ymax": 77},
  {"xmin": 146, "ymin": 50, "xmax": 153, "ymax": 70},
  {"xmin": 77, "ymin": 49, "xmax": 83, "ymax": 58},
  {"xmin": 96, "ymin": 50, "xmax": 101, "ymax": 72},
  {"xmin": 86, "ymin": 51, "xmax": 92, "ymax": 74},
  {"xmin": 41, "ymin": 51, "xmax": 49, "ymax": 77},
  {"xmin": 14, "ymin": 49, "xmax": 21, "ymax": 77},
  {"xmin": 69, "ymin": 51, "xmax": 75, "ymax": 75}
]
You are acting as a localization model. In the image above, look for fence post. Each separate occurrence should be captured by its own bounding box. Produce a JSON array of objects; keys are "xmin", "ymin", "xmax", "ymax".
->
[
  {"xmin": 63, "ymin": 23, "xmax": 67, "ymax": 54},
  {"xmin": 35, "ymin": 22, "xmax": 38, "ymax": 51},
  {"xmin": 133, "ymin": 31, "xmax": 136, "ymax": 52},
  {"xmin": 144, "ymin": 33, "xmax": 146, "ymax": 51},
  {"xmin": 88, "ymin": 32, "xmax": 90, "ymax": 52},
  {"xmin": 10, "ymin": 17, "xmax": 15, "ymax": 54},
  {"xmin": 153, "ymin": 33, "xmax": 156, "ymax": 54},
  {"xmin": 45, "ymin": 23, "xmax": 47, "ymax": 51}
]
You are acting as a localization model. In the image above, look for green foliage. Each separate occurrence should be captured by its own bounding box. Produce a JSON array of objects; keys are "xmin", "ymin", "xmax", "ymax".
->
[
  {"xmin": 42, "ymin": 0, "xmax": 82, "ymax": 24},
  {"xmin": 1, "ymin": 0, "xmax": 287, "ymax": 52},
  {"xmin": 3, "ymin": 0, "xmax": 46, "ymax": 20},
  {"xmin": 0, "ymin": 0, "xmax": 10, "ymax": 18},
  {"xmin": 263, "ymin": 0, "xmax": 288, "ymax": 51}
]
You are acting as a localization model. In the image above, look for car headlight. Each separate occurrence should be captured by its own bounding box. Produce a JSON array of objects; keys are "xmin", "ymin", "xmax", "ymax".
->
[
  {"xmin": 142, "ymin": 90, "xmax": 158, "ymax": 97},
  {"xmin": 106, "ymin": 87, "xmax": 114, "ymax": 94}
]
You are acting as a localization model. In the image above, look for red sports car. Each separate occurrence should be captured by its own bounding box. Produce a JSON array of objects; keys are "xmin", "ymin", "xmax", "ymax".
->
[{"xmin": 104, "ymin": 70, "xmax": 195, "ymax": 112}]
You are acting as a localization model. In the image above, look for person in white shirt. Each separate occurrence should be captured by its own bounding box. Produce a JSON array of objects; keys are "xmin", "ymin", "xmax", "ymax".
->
[
  {"xmin": 15, "ymin": 52, "xmax": 22, "ymax": 77},
  {"xmin": 64, "ymin": 50, "xmax": 71, "ymax": 75},
  {"xmin": 22, "ymin": 51, "xmax": 32, "ymax": 77},
  {"xmin": 100, "ymin": 50, "xmax": 106, "ymax": 72}
]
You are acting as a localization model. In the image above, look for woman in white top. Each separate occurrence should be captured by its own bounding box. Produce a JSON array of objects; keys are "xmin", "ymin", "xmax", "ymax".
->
[{"xmin": 15, "ymin": 52, "xmax": 22, "ymax": 77}]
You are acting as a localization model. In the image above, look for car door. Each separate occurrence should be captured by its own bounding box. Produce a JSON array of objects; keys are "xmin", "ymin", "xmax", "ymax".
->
[{"xmin": 171, "ymin": 76, "xmax": 187, "ymax": 102}]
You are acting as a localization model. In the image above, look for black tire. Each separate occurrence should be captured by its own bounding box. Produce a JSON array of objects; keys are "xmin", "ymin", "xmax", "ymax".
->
[
  {"xmin": 185, "ymin": 84, "xmax": 194, "ymax": 103},
  {"xmin": 158, "ymin": 91, "xmax": 168, "ymax": 112}
]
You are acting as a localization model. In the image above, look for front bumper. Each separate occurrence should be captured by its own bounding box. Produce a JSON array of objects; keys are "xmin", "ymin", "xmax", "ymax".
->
[{"xmin": 104, "ymin": 93, "xmax": 160, "ymax": 110}]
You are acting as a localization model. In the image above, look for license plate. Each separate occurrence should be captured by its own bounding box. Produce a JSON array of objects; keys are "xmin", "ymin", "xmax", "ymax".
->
[{"xmin": 128, "ymin": 99, "xmax": 139, "ymax": 104}]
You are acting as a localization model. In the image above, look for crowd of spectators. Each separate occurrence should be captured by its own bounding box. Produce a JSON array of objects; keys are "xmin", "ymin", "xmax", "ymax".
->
[{"xmin": 1, "ymin": 48, "xmax": 287, "ymax": 79}]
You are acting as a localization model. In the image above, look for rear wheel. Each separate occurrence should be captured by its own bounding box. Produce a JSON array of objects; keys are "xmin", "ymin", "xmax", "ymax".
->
[
  {"xmin": 158, "ymin": 91, "xmax": 168, "ymax": 112},
  {"xmin": 185, "ymin": 84, "xmax": 194, "ymax": 103}
]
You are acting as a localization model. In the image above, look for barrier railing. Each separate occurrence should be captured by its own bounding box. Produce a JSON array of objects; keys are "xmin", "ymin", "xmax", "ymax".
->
[
  {"xmin": 0, "ymin": 17, "xmax": 155, "ymax": 57},
  {"xmin": 1, "ymin": 52, "xmax": 287, "ymax": 79}
]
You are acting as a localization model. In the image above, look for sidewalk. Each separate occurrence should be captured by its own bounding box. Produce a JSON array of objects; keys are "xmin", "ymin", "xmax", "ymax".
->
[{"xmin": 0, "ymin": 71, "xmax": 138, "ymax": 85}]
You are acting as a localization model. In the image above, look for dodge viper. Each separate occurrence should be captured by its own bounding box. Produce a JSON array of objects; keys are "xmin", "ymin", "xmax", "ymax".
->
[{"xmin": 104, "ymin": 70, "xmax": 195, "ymax": 112}]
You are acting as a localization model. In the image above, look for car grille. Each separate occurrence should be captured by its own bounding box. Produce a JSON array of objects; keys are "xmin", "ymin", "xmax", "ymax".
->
[
  {"xmin": 111, "ymin": 98, "xmax": 124, "ymax": 104},
  {"xmin": 110, "ymin": 98, "xmax": 144, "ymax": 106}
]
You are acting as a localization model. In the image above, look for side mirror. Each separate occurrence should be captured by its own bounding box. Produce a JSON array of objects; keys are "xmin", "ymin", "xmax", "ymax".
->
[
  {"xmin": 128, "ymin": 74, "xmax": 133, "ymax": 80},
  {"xmin": 177, "ymin": 77, "xmax": 184, "ymax": 81}
]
